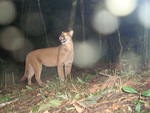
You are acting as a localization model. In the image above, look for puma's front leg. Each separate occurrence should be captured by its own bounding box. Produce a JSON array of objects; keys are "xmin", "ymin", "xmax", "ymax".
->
[
  {"xmin": 57, "ymin": 64, "xmax": 65, "ymax": 81},
  {"xmin": 65, "ymin": 63, "xmax": 72, "ymax": 77}
]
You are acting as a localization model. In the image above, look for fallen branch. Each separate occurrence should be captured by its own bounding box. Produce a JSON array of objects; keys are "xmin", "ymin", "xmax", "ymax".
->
[
  {"xmin": 98, "ymin": 72, "xmax": 111, "ymax": 77},
  {"xmin": 101, "ymin": 76, "xmax": 121, "ymax": 90},
  {"xmin": 0, "ymin": 98, "xmax": 18, "ymax": 108}
]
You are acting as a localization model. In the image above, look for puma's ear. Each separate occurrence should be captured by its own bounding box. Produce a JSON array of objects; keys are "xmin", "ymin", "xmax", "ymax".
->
[{"xmin": 69, "ymin": 30, "xmax": 74, "ymax": 36}]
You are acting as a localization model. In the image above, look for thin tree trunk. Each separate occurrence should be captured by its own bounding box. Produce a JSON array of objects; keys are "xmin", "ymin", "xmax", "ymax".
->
[
  {"xmin": 80, "ymin": 0, "xmax": 85, "ymax": 41},
  {"xmin": 68, "ymin": 0, "xmax": 77, "ymax": 30},
  {"xmin": 143, "ymin": 2, "xmax": 150, "ymax": 68},
  {"xmin": 117, "ymin": 29, "xmax": 123, "ymax": 63},
  {"xmin": 37, "ymin": 0, "xmax": 49, "ymax": 46}
]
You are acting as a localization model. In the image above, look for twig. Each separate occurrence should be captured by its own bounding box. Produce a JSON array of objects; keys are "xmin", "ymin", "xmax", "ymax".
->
[
  {"xmin": 0, "ymin": 98, "xmax": 18, "ymax": 108},
  {"xmin": 12, "ymin": 72, "xmax": 15, "ymax": 85},
  {"xmin": 117, "ymin": 28, "xmax": 123, "ymax": 63},
  {"xmin": 71, "ymin": 83, "xmax": 80, "ymax": 93},
  {"xmin": 0, "ymin": 57, "xmax": 4, "ymax": 63},
  {"xmin": 98, "ymin": 72, "xmax": 111, "ymax": 77}
]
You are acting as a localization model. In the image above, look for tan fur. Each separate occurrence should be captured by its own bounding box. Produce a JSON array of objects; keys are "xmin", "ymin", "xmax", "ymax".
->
[{"xmin": 21, "ymin": 30, "xmax": 74, "ymax": 85}]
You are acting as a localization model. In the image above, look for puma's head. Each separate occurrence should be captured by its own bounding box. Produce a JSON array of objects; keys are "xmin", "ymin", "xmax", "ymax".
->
[{"xmin": 59, "ymin": 30, "xmax": 74, "ymax": 44}]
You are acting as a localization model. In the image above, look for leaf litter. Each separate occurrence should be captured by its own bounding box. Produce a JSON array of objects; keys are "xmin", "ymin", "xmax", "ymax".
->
[{"xmin": 0, "ymin": 68, "xmax": 149, "ymax": 113}]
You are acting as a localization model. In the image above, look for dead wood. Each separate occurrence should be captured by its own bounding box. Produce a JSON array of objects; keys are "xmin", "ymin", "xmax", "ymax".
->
[
  {"xmin": 0, "ymin": 98, "xmax": 18, "ymax": 108},
  {"xmin": 101, "ymin": 75, "xmax": 121, "ymax": 90}
]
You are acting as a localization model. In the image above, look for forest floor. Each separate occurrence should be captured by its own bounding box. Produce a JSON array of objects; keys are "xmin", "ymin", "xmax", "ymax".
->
[{"xmin": 0, "ymin": 66, "xmax": 150, "ymax": 113}]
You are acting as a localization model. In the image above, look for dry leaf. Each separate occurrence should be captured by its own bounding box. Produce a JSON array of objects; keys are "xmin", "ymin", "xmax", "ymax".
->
[{"xmin": 73, "ymin": 103, "xmax": 84, "ymax": 113}]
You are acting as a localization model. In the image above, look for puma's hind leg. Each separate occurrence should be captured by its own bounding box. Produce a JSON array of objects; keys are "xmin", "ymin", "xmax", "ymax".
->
[
  {"xmin": 20, "ymin": 62, "xmax": 34, "ymax": 85},
  {"xmin": 27, "ymin": 64, "xmax": 34, "ymax": 85},
  {"xmin": 33, "ymin": 63, "xmax": 43, "ymax": 86}
]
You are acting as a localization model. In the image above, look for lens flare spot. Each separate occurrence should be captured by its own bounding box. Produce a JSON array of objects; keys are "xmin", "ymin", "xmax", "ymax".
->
[
  {"xmin": 138, "ymin": 1, "xmax": 150, "ymax": 28},
  {"xmin": 92, "ymin": 10, "xmax": 119, "ymax": 35},
  {"xmin": 74, "ymin": 41, "xmax": 102, "ymax": 68},
  {"xmin": 0, "ymin": 1, "xmax": 16, "ymax": 25},
  {"xmin": 105, "ymin": 0, "xmax": 137, "ymax": 16},
  {"xmin": 0, "ymin": 26, "xmax": 25, "ymax": 51}
]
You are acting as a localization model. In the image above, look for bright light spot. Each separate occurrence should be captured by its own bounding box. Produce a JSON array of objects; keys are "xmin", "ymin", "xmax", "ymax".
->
[
  {"xmin": 105, "ymin": 0, "xmax": 137, "ymax": 16},
  {"xmin": 92, "ymin": 10, "xmax": 119, "ymax": 34},
  {"xmin": 138, "ymin": 1, "xmax": 150, "ymax": 28},
  {"xmin": 0, "ymin": 26, "xmax": 25, "ymax": 51},
  {"xmin": 74, "ymin": 40, "xmax": 102, "ymax": 68},
  {"xmin": 0, "ymin": 1, "xmax": 16, "ymax": 25},
  {"xmin": 21, "ymin": 12, "xmax": 45, "ymax": 36}
]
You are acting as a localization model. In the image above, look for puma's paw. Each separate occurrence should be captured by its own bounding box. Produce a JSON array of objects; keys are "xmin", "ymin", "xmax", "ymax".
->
[
  {"xmin": 20, "ymin": 76, "xmax": 26, "ymax": 81},
  {"xmin": 38, "ymin": 81, "xmax": 45, "ymax": 86},
  {"xmin": 28, "ymin": 82, "xmax": 33, "ymax": 86},
  {"xmin": 60, "ymin": 77, "xmax": 65, "ymax": 81}
]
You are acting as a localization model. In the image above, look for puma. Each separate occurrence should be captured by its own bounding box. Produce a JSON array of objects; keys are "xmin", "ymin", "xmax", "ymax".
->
[{"xmin": 21, "ymin": 30, "xmax": 74, "ymax": 86}]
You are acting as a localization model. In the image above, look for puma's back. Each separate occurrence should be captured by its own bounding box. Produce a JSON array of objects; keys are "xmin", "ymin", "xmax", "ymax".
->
[{"xmin": 27, "ymin": 47, "xmax": 59, "ymax": 67}]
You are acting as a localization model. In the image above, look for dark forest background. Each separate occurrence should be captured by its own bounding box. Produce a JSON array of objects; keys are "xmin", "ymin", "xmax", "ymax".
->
[{"xmin": 0, "ymin": 0, "xmax": 150, "ymax": 83}]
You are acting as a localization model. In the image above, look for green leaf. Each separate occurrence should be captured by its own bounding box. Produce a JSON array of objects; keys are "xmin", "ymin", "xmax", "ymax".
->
[
  {"xmin": 74, "ymin": 94, "xmax": 81, "ymax": 99},
  {"xmin": 49, "ymin": 99, "xmax": 62, "ymax": 107},
  {"xmin": 77, "ymin": 77, "xmax": 85, "ymax": 84},
  {"xmin": 141, "ymin": 90, "xmax": 150, "ymax": 97},
  {"xmin": 135, "ymin": 102, "xmax": 141, "ymax": 113},
  {"xmin": 84, "ymin": 75, "xmax": 93, "ymax": 81},
  {"xmin": 122, "ymin": 86, "xmax": 138, "ymax": 94},
  {"xmin": 132, "ymin": 100, "xmax": 139, "ymax": 104},
  {"xmin": 139, "ymin": 100, "xmax": 146, "ymax": 104},
  {"xmin": 32, "ymin": 105, "xmax": 39, "ymax": 113},
  {"xmin": 57, "ymin": 94, "xmax": 68, "ymax": 100},
  {"xmin": 26, "ymin": 85, "xmax": 33, "ymax": 90},
  {"xmin": 0, "ymin": 96, "xmax": 11, "ymax": 103}
]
